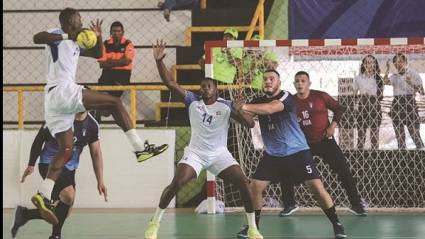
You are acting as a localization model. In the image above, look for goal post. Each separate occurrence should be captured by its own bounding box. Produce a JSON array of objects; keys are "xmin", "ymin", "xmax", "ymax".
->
[{"xmin": 204, "ymin": 37, "xmax": 425, "ymax": 213}]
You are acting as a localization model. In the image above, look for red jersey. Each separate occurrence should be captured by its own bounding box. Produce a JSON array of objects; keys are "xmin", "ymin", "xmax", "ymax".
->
[{"xmin": 295, "ymin": 90, "xmax": 344, "ymax": 143}]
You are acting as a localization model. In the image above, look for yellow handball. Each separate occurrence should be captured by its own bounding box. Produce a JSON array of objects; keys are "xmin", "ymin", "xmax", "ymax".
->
[{"xmin": 76, "ymin": 29, "xmax": 97, "ymax": 49}]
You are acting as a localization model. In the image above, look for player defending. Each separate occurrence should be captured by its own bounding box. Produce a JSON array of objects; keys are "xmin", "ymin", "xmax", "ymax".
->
[
  {"xmin": 279, "ymin": 71, "xmax": 366, "ymax": 217},
  {"xmin": 144, "ymin": 39, "xmax": 263, "ymax": 239},
  {"xmin": 11, "ymin": 112, "xmax": 107, "ymax": 239},
  {"xmin": 235, "ymin": 70, "xmax": 346, "ymax": 239},
  {"xmin": 32, "ymin": 8, "xmax": 168, "ymax": 225}
]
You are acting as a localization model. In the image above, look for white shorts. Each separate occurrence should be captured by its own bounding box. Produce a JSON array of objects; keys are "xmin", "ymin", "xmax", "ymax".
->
[
  {"xmin": 178, "ymin": 147, "xmax": 239, "ymax": 177},
  {"xmin": 44, "ymin": 82, "xmax": 86, "ymax": 136}
]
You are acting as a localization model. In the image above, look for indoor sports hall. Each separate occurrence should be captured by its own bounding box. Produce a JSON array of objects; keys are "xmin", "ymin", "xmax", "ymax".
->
[{"xmin": 3, "ymin": 0, "xmax": 425, "ymax": 238}]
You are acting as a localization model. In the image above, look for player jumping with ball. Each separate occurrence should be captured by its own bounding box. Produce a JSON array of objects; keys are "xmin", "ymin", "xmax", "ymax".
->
[{"xmin": 31, "ymin": 8, "xmax": 168, "ymax": 226}]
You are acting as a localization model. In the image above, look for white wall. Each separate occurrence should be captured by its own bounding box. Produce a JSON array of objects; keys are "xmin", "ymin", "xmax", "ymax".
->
[{"xmin": 3, "ymin": 128, "xmax": 176, "ymax": 208}]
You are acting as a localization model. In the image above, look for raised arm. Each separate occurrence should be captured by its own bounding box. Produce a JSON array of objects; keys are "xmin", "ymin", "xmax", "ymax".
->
[
  {"xmin": 33, "ymin": 31, "xmax": 68, "ymax": 45},
  {"xmin": 80, "ymin": 19, "xmax": 103, "ymax": 59},
  {"xmin": 153, "ymin": 39, "xmax": 186, "ymax": 98},
  {"xmin": 88, "ymin": 140, "xmax": 108, "ymax": 202}
]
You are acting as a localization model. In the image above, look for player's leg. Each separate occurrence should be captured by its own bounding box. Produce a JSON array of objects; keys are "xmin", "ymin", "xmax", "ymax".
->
[
  {"xmin": 305, "ymin": 179, "xmax": 346, "ymax": 238},
  {"xmin": 32, "ymin": 129, "xmax": 74, "ymax": 225},
  {"xmin": 145, "ymin": 161, "xmax": 197, "ymax": 239},
  {"xmin": 82, "ymin": 89, "xmax": 168, "ymax": 162},
  {"xmin": 313, "ymin": 138, "xmax": 366, "ymax": 216},
  {"xmin": 251, "ymin": 180, "xmax": 270, "ymax": 229},
  {"xmin": 218, "ymin": 165, "xmax": 263, "ymax": 239},
  {"xmin": 50, "ymin": 186, "xmax": 75, "ymax": 239},
  {"xmin": 279, "ymin": 180, "xmax": 298, "ymax": 216}
]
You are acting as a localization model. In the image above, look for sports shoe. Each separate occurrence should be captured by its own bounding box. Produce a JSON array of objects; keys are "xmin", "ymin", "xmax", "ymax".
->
[
  {"xmin": 278, "ymin": 205, "xmax": 299, "ymax": 217},
  {"xmin": 349, "ymin": 198, "xmax": 368, "ymax": 216},
  {"xmin": 349, "ymin": 204, "xmax": 367, "ymax": 216},
  {"xmin": 333, "ymin": 222, "xmax": 347, "ymax": 239},
  {"xmin": 236, "ymin": 225, "xmax": 249, "ymax": 238},
  {"xmin": 144, "ymin": 219, "xmax": 160, "ymax": 239},
  {"xmin": 247, "ymin": 227, "xmax": 263, "ymax": 239},
  {"xmin": 11, "ymin": 206, "xmax": 29, "ymax": 238},
  {"xmin": 136, "ymin": 140, "xmax": 169, "ymax": 163},
  {"xmin": 31, "ymin": 192, "xmax": 58, "ymax": 225}
]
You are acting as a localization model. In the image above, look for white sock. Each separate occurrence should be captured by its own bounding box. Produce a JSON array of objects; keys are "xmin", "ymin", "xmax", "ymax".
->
[
  {"xmin": 125, "ymin": 129, "xmax": 144, "ymax": 151},
  {"xmin": 152, "ymin": 207, "xmax": 165, "ymax": 223},
  {"xmin": 246, "ymin": 212, "xmax": 257, "ymax": 229},
  {"xmin": 38, "ymin": 178, "xmax": 55, "ymax": 200}
]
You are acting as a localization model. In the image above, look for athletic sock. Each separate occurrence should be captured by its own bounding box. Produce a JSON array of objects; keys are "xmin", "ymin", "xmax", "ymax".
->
[
  {"xmin": 246, "ymin": 212, "xmax": 257, "ymax": 230},
  {"xmin": 152, "ymin": 207, "xmax": 165, "ymax": 224},
  {"xmin": 38, "ymin": 178, "xmax": 55, "ymax": 200},
  {"xmin": 125, "ymin": 129, "xmax": 145, "ymax": 151},
  {"xmin": 24, "ymin": 208, "xmax": 42, "ymax": 220},
  {"xmin": 254, "ymin": 209, "xmax": 261, "ymax": 229},
  {"xmin": 51, "ymin": 201, "xmax": 71, "ymax": 237},
  {"xmin": 323, "ymin": 205, "xmax": 339, "ymax": 225}
]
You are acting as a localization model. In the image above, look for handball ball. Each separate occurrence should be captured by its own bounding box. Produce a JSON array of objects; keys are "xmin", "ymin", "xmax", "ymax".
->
[{"xmin": 76, "ymin": 29, "xmax": 97, "ymax": 49}]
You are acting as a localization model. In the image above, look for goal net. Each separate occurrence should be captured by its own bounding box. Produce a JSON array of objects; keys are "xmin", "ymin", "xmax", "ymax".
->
[{"xmin": 204, "ymin": 38, "xmax": 425, "ymax": 210}]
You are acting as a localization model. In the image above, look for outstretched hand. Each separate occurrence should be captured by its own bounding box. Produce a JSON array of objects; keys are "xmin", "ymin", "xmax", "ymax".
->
[
  {"xmin": 97, "ymin": 182, "xmax": 108, "ymax": 202},
  {"xmin": 90, "ymin": 19, "xmax": 103, "ymax": 37},
  {"xmin": 21, "ymin": 166, "xmax": 34, "ymax": 183},
  {"xmin": 152, "ymin": 39, "xmax": 167, "ymax": 61}
]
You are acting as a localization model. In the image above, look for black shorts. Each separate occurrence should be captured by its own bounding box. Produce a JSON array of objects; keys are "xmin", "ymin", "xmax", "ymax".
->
[
  {"xmin": 38, "ymin": 163, "xmax": 76, "ymax": 201},
  {"xmin": 253, "ymin": 149, "xmax": 320, "ymax": 185},
  {"xmin": 98, "ymin": 69, "xmax": 131, "ymax": 98}
]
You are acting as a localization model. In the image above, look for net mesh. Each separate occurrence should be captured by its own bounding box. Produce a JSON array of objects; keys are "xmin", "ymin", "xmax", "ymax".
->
[{"xmin": 212, "ymin": 43, "xmax": 425, "ymax": 209}]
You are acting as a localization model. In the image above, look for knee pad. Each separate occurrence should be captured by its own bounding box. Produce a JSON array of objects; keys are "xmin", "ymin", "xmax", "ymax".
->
[{"xmin": 63, "ymin": 146, "xmax": 73, "ymax": 163}]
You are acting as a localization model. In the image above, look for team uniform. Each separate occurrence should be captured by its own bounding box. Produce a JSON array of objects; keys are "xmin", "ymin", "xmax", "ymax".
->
[
  {"xmin": 251, "ymin": 90, "xmax": 320, "ymax": 185},
  {"xmin": 280, "ymin": 90, "xmax": 364, "ymax": 213},
  {"xmin": 97, "ymin": 36, "xmax": 135, "ymax": 97},
  {"xmin": 43, "ymin": 28, "xmax": 86, "ymax": 137},
  {"xmin": 30, "ymin": 114, "xmax": 99, "ymax": 200},
  {"xmin": 178, "ymin": 91, "xmax": 238, "ymax": 177}
]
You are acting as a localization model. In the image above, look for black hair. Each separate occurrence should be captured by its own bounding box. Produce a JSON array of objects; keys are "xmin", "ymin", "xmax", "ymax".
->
[
  {"xmin": 360, "ymin": 55, "xmax": 384, "ymax": 100},
  {"xmin": 201, "ymin": 77, "xmax": 218, "ymax": 86},
  {"xmin": 110, "ymin": 21, "xmax": 124, "ymax": 32},
  {"xmin": 392, "ymin": 53, "xmax": 407, "ymax": 63},
  {"xmin": 264, "ymin": 69, "xmax": 280, "ymax": 78},
  {"xmin": 295, "ymin": 71, "xmax": 310, "ymax": 79},
  {"xmin": 59, "ymin": 8, "xmax": 78, "ymax": 27}
]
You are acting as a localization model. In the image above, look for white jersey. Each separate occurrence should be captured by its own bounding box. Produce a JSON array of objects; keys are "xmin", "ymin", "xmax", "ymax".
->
[
  {"xmin": 184, "ymin": 91, "xmax": 233, "ymax": 155},
  {"xmin": 45, "ymin": 28, "xmax": 81, "ymax": 88},
  {"xmin": 389, "ymin": 69, "xmax": 423, "ymax": 96}
]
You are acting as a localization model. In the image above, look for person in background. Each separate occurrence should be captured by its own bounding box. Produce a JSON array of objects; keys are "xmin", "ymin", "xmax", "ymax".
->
[
  {"xmin": 158, "ymin": 0, "xmax": 199, "ymax": 22},
  {"xmin": 384, "ymin": 53, "xmax": 424, "ymax": 149},
  {"xmin": 353, "ymin": 55, "xmax": 384, "ymax": 149}
]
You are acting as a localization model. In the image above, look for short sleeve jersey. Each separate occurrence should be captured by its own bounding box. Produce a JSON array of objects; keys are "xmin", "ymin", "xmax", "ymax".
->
[
  {"xmin": 251, "ymin": 91, "xmax": 309, "ymax": 157},
  {"xmin": 184, "ymin": 91, "xmax": 234, "ymax": 155},
  {"xmin": 40, "ymin": 114, "xmax": 100, "ymax": 170},
  {"xmin": 45, "ymin": 28, "xmax": 81, "ymax": 87}
]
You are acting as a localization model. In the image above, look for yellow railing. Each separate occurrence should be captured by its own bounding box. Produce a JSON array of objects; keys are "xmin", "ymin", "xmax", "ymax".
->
[
  {"xmin": 171, "ymin": 64, "xmax": 202, "ymax": 83},
  {"xmin": 246, "ymin": 0, "xmax": 265, "ymax": 40},
  {"xmin": 200, "ymin": 0, "xmax": 207, "ymax": 9},
  {"xmin": 184, "ymin": 26, "xmax": 260, "ymax": 46},
  {"xmin": 3, "ymin": 84, "xmax": 244, "ymax": 128}
]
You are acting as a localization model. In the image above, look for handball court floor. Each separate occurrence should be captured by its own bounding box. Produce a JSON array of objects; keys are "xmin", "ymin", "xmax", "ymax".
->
[{"xmin": 3, "ymin": 208, "xmax": 425, "ymax": 239}]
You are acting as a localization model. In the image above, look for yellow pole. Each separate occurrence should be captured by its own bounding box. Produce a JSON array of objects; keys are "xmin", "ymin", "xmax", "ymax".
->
[
  {"xmin": 201, "ymin": 0, "xmax": 207, "ymax": 9},
  {"xmin": 130, "ymin": 89, "xmax": 137, "ymax": 127},
  {"xmin": 184, "ymin": 27, "xmax": 192, "ymax": 46},
  {"xmin": 259, "ymin": 0, "xmax": 265, "ymax": 39},
  {"xmin": 246, "ymin": 0, "xmax": 264, "ymax": 40},
  {"xmin": 18, "ymin": 90, "xmax": 24, "ymax": 129}
]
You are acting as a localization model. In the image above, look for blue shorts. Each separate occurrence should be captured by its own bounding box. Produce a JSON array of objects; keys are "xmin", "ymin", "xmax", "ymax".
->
[{"xmin": 253, "ymin": 149, "xmax": 320, "ymax": 185}]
